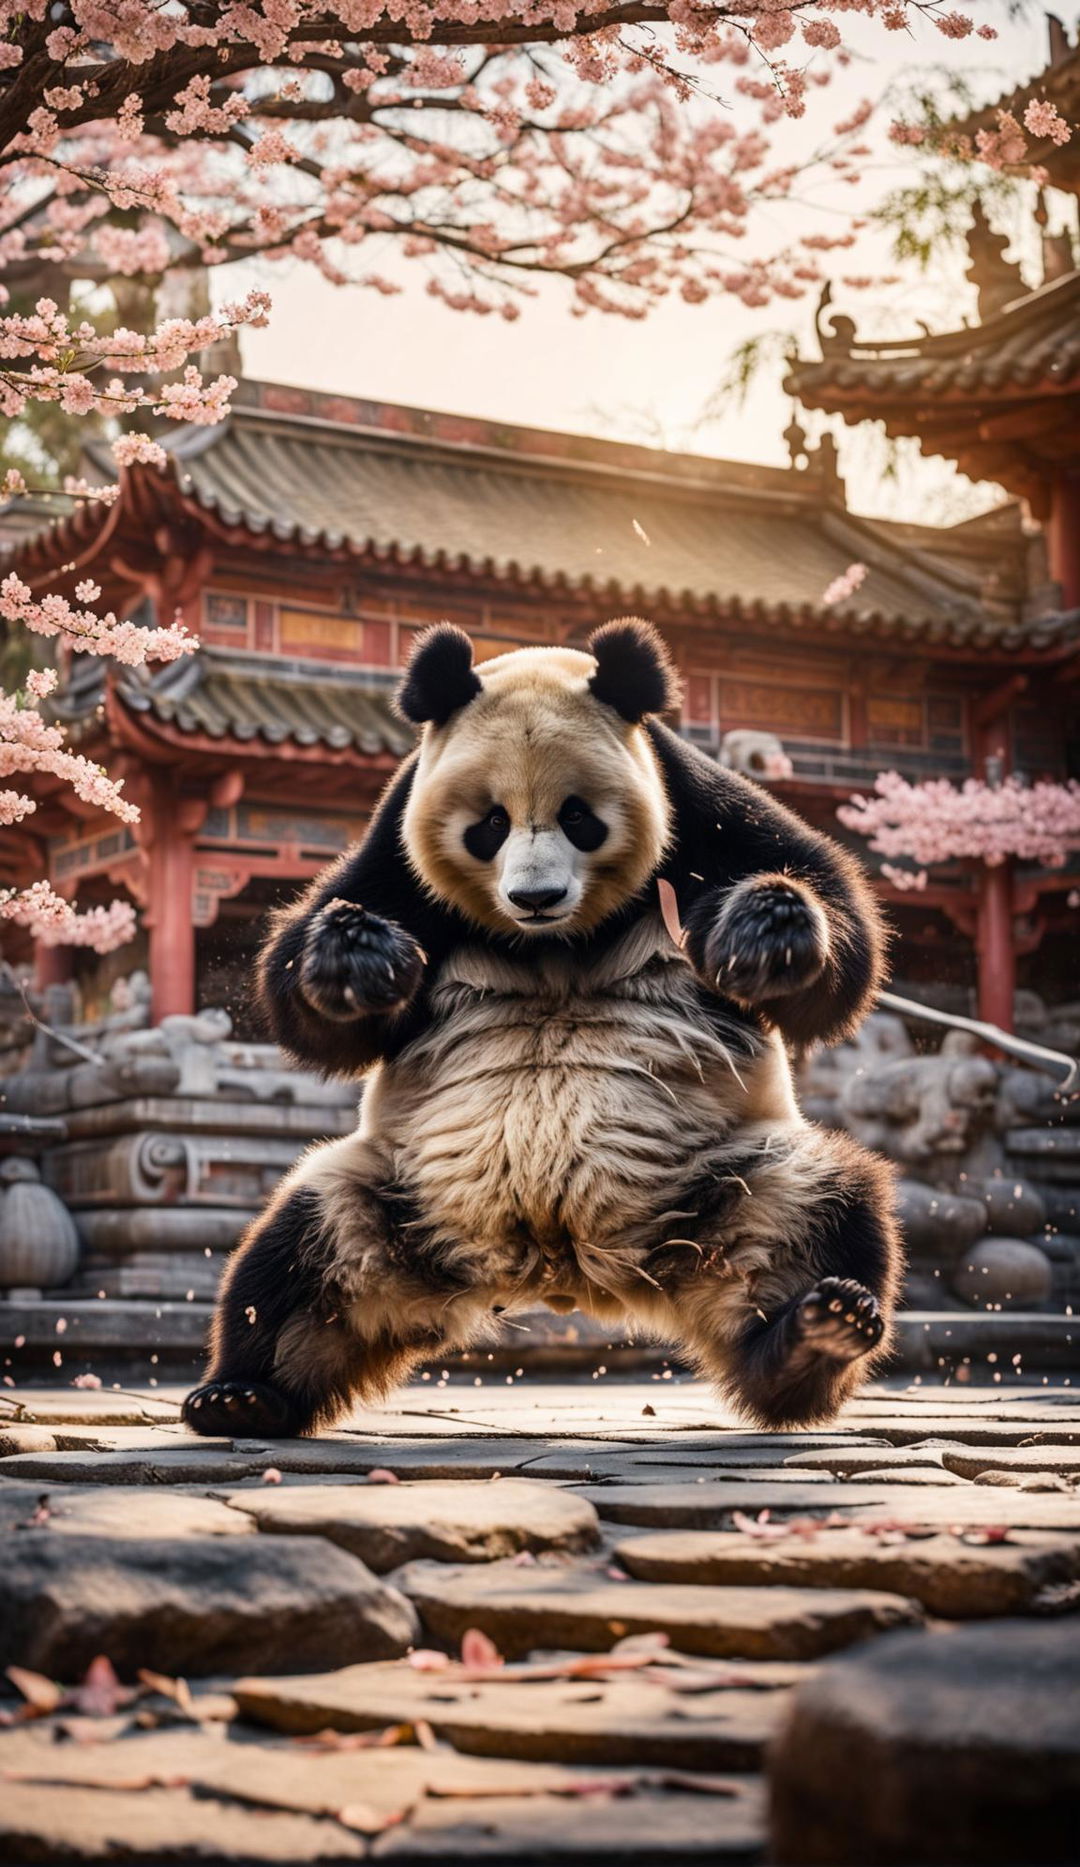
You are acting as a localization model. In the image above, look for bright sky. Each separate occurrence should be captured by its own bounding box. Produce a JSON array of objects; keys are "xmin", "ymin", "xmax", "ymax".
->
[{"xmin": 219, "ymin": 7, "xmax": 1066, "ymax": 523}]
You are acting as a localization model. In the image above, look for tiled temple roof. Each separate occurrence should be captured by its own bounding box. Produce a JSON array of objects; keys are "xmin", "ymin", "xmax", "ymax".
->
[
  {"xmin": 7, "ymin": 378, "xmax": 1078, "ymax": 655},
  {"xmin": 785, "ymin": 270, "xmax": 1080, "ymax": 516},
  {"xmin": 52, "ymin": 647, "xmax": 412, "ymax": 758},
  {"xmin": 788, "ymin": 272, "xmax": 1080, "ymax": 408}
]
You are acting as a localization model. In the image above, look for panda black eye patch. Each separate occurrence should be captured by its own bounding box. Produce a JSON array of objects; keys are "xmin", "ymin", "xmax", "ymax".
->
[
  {"xmin": 464, "ymin": 805, "xmax": 511, "ymax": 862},
  {"xmin": 559, "ymin": 795, "xmax": 608, "ymax": 852}
]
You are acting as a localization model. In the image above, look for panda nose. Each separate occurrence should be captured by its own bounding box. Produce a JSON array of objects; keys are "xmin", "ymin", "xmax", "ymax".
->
[{"xmin": 508, "ymin": 885, "xmax": 568, "ymax": 914}]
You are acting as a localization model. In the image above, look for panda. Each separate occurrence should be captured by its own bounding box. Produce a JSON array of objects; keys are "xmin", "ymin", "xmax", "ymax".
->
[{"xmin": 183, "ymin": 619, "xmax": 901, "ymax": 1440}]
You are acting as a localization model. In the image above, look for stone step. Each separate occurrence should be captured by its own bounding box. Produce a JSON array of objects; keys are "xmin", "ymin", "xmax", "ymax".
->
[
  {"xmin": 613, "ymin": 1527, "xmax": 1080, "ymax": 1618},
  {"xmin": 575, "ymin": 1480, "xmax": 1080, "ymax": 1532},
  {"xmin": 399, "ymin": 1557, "xmax": 922, "ymax": 1662},
  {"xmin": 224, "ymin": 1477, "xmax": 601, "ymax": 1569},
  {"xmin": 236, "ymin": 1655, "xmax": 804, "ymax": 1770}
]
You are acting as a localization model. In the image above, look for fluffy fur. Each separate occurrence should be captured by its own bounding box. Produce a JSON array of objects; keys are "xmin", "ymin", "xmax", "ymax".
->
[{"xmin": 185, "ymin": 620, "xmax": 901, "ymax": 1439}]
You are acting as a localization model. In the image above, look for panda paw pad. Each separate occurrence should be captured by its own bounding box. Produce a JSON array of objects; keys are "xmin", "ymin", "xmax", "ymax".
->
[
  {"xmin": 183, "ymin": 1380, "xmax": 297, "ymax": 1439},
  {"xmin": 706, "ymin": 880, "xmax": 827, "ymax": 1003},
  {"xmin": 300, "ymin": 900, "xmax": 425, "ymax": 1021},
  {"xmin": 796, "ymin": 1277, "xmax": 883, "ymax": 1361}
]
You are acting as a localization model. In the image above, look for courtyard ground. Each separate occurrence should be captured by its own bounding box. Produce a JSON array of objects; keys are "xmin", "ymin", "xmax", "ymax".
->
[{"xmin": 0, "ymin": 1371, "xmax": 1078, "ymax": 1864}]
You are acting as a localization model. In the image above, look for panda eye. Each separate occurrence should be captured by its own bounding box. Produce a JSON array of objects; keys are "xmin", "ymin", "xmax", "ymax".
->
[
  {"xmin": 464, "ymin": 804, "xmax": 511, "ymax": 862},
  {"xmin": 559, "ymin": 796, "xmax": 607, "ymax": 852}
]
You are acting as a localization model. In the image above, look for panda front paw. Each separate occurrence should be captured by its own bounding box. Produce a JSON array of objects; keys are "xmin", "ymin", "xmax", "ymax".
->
[
  {"xmin": 300, "ymin": 899, "xmax": 425, "ymax": 1022},
  {"xmin": 705, "ymin": 877, "xmax": 828, "ymax": 1005}
]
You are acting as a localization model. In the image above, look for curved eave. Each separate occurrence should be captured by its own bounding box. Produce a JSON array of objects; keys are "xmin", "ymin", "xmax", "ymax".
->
[
  {"xmin": 104, "ymin": 684, "xmax": 404, "ymax": 773},
  {"xmin": 162, "ymin": 469, "xmax": 1033, "ymax": 654},
  {"xmin": 789, "ymin": 368, "xmax": 1080, "ymax": 415},
  {"xmin": 9, "ymin": 455, "xmax": 1076, "ymax": 663}
]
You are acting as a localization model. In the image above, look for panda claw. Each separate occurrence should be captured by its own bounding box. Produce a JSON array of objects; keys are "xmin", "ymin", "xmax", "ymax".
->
[
  {"xmin": 796, "ymin": 1277, "xmax": 884, "ymax": 1364},
  {"xmin": 183, "ymin": 1379, "xmax": 300, "ymax": 1439}
]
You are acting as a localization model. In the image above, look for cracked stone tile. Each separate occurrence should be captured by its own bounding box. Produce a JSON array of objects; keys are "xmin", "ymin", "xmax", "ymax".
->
[
  {"xmin": 399, "ymin": 1556, "xmax": 922, "ymax": 1661},
  {"xmin": 234, "ymin": 1655, "xmax": 803, "ymax": 1769},
  {"xmin": 225, "ymin": 1478, "xmax": 601, "ymax": 1570},
  {"xmin": 614, "ymin": 1526, "xmax": 1080, "ymax": 1617},
  {"xmin": 0, "ymin": 1719, "xmax": 767, "ymax": 1863}
]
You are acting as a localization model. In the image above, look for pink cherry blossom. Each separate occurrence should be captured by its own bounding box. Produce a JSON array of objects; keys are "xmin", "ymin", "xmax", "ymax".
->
[
  {"xmin": 1023, "ymin": 99, "xmax": 1071, "ymax": 147},
  {"xmin": 821, "ymin": 562, "xmax": 867, "ymax": 606},
  {"xmin": 839, "ymin": 773, "xmax": 1080, "ymax": 873}
]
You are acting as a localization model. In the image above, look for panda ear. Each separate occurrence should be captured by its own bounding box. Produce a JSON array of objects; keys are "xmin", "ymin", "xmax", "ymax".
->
[
  {"xmin": 588, "ymin": 618, "xmax": 679, "ymax": 723},
  {"xmin": 396, "ymin": 623, "xmax": 482, "ymax": 726}
]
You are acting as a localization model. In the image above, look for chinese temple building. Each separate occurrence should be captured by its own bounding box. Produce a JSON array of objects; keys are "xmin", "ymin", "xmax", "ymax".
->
[
  {"xmin": 786, "ymin": 19, "xmax": 1080, "ymax": 1031},
  {"xmin": 4, "ymin": 373, "xmax": 1079, "ymax": 1032}
]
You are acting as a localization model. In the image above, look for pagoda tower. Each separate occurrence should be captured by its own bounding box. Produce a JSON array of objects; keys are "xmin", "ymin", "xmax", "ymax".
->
[{"xmin": 786, "ymin": 18, "xmax": 1080, "ymax": 1030}]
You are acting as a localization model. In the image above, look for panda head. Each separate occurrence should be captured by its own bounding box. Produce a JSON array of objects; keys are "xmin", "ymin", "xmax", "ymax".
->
[{"xmin": 397, "ymin": 619, "xmax": 677, "ymax": 937}]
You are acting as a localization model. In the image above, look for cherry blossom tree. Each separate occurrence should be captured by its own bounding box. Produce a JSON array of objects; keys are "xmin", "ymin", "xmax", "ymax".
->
[
  {"xmin": 839, "ymin": 770, "xmax": 1080, "ymax": 891},
  {"xmin": 839, "ymin": 772, "xmax": 1080, "ymax": 1028},
  {"xmin": 0, "ymin": 291, "xmax": 270, "ymax": 951},
  {"xmin": 0, "ymin": 0, "xmax": 1034, "ymax": 326}
]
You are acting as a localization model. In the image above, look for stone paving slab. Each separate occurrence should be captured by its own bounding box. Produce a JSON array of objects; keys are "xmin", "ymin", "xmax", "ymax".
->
[
  {"xmin": 0, "ymin": 1423, "xmax": 200, "ymax": 1457},
  {"xmin": 768, "ymin": 1618, "xmax": 1080, "ymax": 1865},
  {"xmin": 0, "ymin": 1483, "xmax": 253, "ymax": 1539},
  {"xmin": 834, "ymin": 1416, "xmax": 1080, "ymax": 1447},
  {"xmin": 572, "ymin": 1481, "xmax": 913, "ymax": 1526},
  {"xmin": 0, "ymin": 1719, "xmax": 766, "ymax": 1864},
  {"xmin": 0, "ymin": 1781, "xmax": 370, "ymax": 1862},
  {"xmin": 1, "ymin": 1376, "xmax": 1078, "ymax": 1867},
  {"xmin": 938, "ymin": 1443, "xmax": 1080, "ymax": 1478},
  {"xmin": 234, "ymin": 1656, "xmax": 802, "ymax": 1769},
  {"xmin": 369, "ymin": 1781, "xmax": 766, "ymax": 1861},
  {"xmin": 613, "ymin": 1527, "xmax": 1080, "ymax": 1617},
  {"xmin": 398, "ymin": 1557, "xmax": 922, "ymax": 1660},
  {"xmin": 837, "ymin": 1465, "xmax": 973, "ymax": 1486},
  {"xmin": 780, "ymin": 1445, "xmax": 954, "ymax": 1475},
  {"xmin": 0, "ymin": 1529, "xmax": 419, "ymax": 1677},
  {"xmin": 576, "ymin": 1479, "xmax": 1080, "ymax": 1530},
  {"xmin": 224, "ymin": 1479, "xmax": 601, "ymax": 1569},
  {"xmin": 0, "ymin": 1446, "xmax": 279, "ymax": 1486}
]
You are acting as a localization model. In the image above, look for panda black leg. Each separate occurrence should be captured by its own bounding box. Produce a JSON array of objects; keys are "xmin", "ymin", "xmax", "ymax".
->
[
  {"xmin": 728, "ymin": 1274, "xmax": 887, "ymax": 1430},
  {"xmin": 183, "ymin": 1183, "xmax": 352, "ymax": 1439},
  {"xmin": 662, "ymin": 1140, "xmax": 902, "ymax": 1431}
]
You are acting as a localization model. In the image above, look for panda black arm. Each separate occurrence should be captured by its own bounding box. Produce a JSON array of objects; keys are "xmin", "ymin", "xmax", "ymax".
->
[
  {"xmin": 256, "ymin": 754, "xmax": 456, "ymax": 1077},
  {"xmin": 647, "ymin": 722, "xmax": 886, "ymax": 1047}
]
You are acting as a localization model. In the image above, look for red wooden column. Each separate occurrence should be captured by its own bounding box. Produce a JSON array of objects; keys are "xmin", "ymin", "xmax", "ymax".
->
[
  {"xmin": 143, "ymin": 785, "xmax": 200, "ymax": 1022},
  {"xmin": 33, "ymin": 940, "xmax": 74, "ymax": 991},
  {"xmin": 975, "ymin": 863, "xmax": 1015, "ymax": 1032},
  {"xmin": 1047, "ymin": 469, "xmax": 1080, "ymax": 610},
  {"xmin": 971, "ymin": 677, "xmax": 1026, "ymax": 1034}
]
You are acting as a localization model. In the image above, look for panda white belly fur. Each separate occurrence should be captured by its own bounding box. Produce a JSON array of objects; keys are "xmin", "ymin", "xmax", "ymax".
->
[{"xmin": 355, "ymin": 915, "xmax": 802, "ymax": 1300}]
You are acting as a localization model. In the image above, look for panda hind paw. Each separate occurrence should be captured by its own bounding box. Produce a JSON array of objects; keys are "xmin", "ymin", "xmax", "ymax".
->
[
  {"xmin": 795, "ymin": 1277, "xmax": 883, "ymax": 1363},
  {"xmin": 183, "ymin": 1380, "xmax": 299, "ymax": 1439}
]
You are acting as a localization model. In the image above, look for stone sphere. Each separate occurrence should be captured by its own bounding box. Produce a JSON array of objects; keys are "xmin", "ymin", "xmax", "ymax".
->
[
  {"xmin": 896, "ymin": 1180, "xmax": 987, "ymax": 1260},
  {"xmin": 0, "ymin": 1159, "xmax": 79, "ymax": 1290},
  {"xmin": 951, "ymin": 1237, "xmax": 1053, "ymax": 1310},
  {"xmin": 979, "ymin": 1178, "xmax": 1046, "ymax": 1238}
]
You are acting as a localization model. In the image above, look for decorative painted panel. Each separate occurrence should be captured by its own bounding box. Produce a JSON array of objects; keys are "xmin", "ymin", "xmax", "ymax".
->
[{"xmin": 720, "ymin": 679, "xmax": 845, "ymax": 742}]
